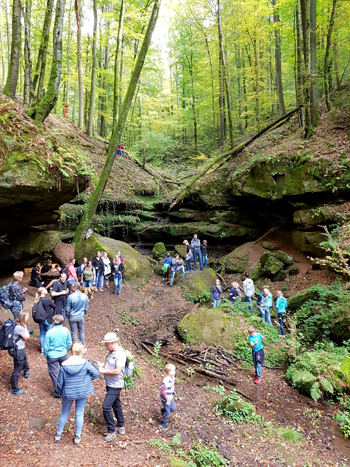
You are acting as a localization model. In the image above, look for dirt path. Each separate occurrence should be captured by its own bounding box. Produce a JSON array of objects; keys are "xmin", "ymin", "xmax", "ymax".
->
[{"xmin": 0, "ymin": 275, "xmax": 349, "ymax": 466}]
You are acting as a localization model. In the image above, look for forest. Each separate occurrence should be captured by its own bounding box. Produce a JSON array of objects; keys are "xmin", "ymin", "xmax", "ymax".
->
[{"xmin": 1, "ymin": 0, "xmax": 350, "ymax": 465}]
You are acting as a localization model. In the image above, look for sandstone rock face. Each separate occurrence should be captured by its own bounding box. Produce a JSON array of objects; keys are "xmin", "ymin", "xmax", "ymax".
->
[
  {"xmin": 52, "ymin": 242, "xmax": 75, "ymax": 267},
  {"xmin": 75, "ymin": 234, "xmax": 153, "ymax": 288},
  {"xmin": 174, "ymin": 268, "xmax": 217, "ymax": 302},
  {"xmin": 291, "ymin": 231, "xmax": 327, "ymax": 257}
]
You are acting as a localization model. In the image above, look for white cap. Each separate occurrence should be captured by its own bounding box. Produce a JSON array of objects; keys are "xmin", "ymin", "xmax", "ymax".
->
[{"xmin": 101, "ymin": 332, "xmax": 119, "ymax": 343}]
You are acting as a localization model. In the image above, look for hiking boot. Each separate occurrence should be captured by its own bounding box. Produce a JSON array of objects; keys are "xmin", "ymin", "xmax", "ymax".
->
[
  {"xmin": 159, "ymin": 423, "xmax": 168, "ymax": 430},
  {"xmin": 252, "ymin": 375, "xmax": 257, "ymax": 381},
  {"xmin": 112, "ymin": 292, "xmax": 116, "ymax": 295},
  {"xmin": 73, "ymin": 435, "xmax": 81, "ymax": 445},
  {"xmin": 105, "ymin": 432, "xmax": 116, "ymax": 442},
  {"xmin": 55, "ymin": 433, "xmax": 62, "ymax": 443},
  {"xmin": 117, "ymin": 426, "xmax": 125, "ymax": 435},
  {"xmin": 255, "ymin": 377, "xmax": 262, "ymax": 384},
  {"xmin": 23, "ymin": 371, "xmax": 30, "ymax": 378},
  {"xmin": 10, "ymin": 388, "xmax": 24, "ymax": 395}
]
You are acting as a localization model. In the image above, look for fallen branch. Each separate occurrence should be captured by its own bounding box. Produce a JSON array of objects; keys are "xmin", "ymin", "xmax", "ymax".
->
[
  {"xmin": 169, "ymin": 108, "xmax": 298, "ymax": 209},
  {"xmin": 218, "ymin": 380, "xmax": 252, "ymax": 401}
]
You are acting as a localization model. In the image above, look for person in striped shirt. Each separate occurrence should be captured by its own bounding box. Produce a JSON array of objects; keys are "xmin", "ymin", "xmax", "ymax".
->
[{"xmin": 159, "ymin": 364, "xmax": 177, "ymax": 430}]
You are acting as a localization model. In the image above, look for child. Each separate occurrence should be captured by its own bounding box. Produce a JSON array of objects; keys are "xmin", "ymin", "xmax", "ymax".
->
[
  {"xmin": 229, "ymin": 281, "xmax": 242, "ymax": 307},
  {"xmin": 211, "ymin": 279, "xmax": 222, "ymax": 308},
  {"xmin": 169, "ymin": 254, "xmax": 186, "ymax": 287},
  {"xmin": 257, "ymin": 288, "xmax": 273, "ymax": 325},
  {"xmin": 248, "ymin": 326, "xmax": 265, "ymax": 384},
  {"xmin": 276, "ymin": 290, "xmax": 288, "ymax": 337},
  {"xmin": 162, "ymin": 253, "xmax": 172, "ymax": 280},
  {"xmin": 201, "ymin": 240, "xmax": 208, "ymax": 268},
  {"xmin": 159, "ymin": 364, "xmax": 177, "ymax": 430}
]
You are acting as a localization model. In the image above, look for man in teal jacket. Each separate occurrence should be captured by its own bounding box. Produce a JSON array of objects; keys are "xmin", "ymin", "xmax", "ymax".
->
[{"xmin": 44, "ymin": 314, "xmax": 72, "ymax": 398}]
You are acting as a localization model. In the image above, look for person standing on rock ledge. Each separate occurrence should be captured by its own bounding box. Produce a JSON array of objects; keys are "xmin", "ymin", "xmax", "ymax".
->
[
  {"xmin": 191, "ymin": 234, "xmax": 203, "ymax": 270},
  {"xmin": 243, "ymin": 273, "xmax": 255, "ymax": 313}
]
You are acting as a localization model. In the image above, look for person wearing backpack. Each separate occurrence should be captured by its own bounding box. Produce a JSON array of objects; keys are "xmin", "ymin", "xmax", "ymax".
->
[
  {"xmin": 77, "ymin": 258, "xmax": 88, "ymax": 280},
  {"xmin": 211, "ymin": 279, "xmax": 222, "ymax": 308},
  {"xmin": 34, "ymin": 287, "xmax": 56, "ymax": 354},
  {"xmin": 243, "ymin": 273, "xmax": 255, "ymax": 313},
  {"xmin": 10, "ymin": 310, "xmax": 31, "ymax": 395},
  {"xmin": 8, "ymin": 271, "xmax": 27, "ymax": 319},
  {"xmin": 44, "ymin": 314, "xmax": 72, "ymax": 398},
  {"xmin": 55, "ymin": 342, "xmax": 100, "ymax": 445},
  {"xmin": 97, "ymin": 332, "xmax": 127, "ymax": 442},
  {"xmin": 169, "ymin": 254, "xmax": 186, "ymax": 287}
]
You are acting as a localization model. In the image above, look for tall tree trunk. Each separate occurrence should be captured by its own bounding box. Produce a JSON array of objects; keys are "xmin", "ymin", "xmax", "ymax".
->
[
  {"xmin": 5, "ymin": 0, "xmax": 11, "ymax": 60},
  {"xmin": 300, "ymin": 0, "xmax": 313, "ymax": 137},
  {"xmin": 333, "ymin": 33, "xmax": 340, "ymax": 90},
  {"xmin": 242, "ymin": 49, "xmax": 248, "ymax": 129},
  {"xmin": 28, "ymin": 0, "xmax": 66, "ymax": 123},
  {"xmin": 235, "ymin": 44, "xmax": 243, "ymax": 133},
  {"xmin": 217, "ymin": 0, "xmax": 233, "ymax": 147},
  {"xmin": 0, "ymin": 22, "xmax": 6, "ymax": 86},
  {"xmin": 204, "ymin": 36, "xmax": 216, "ymax": 147},
  {"xmin": 310, "ymin": 0, "xmax": 318, "ymax": 124},
  {"xmin": 295, "ymin": 2, "xmax": 305, "ymax": 127},
  {"xmin": 187, "ymin": 50, "xmax": 198, "ymax": 154},
  {"xmin": 218, "ymin": 51, "xmax": 225, "ymax": 147},
  {"xmin": 33, "ymin": 0, "xmax": 54, "ymax": 98},
  {"xmin": 22, "ymin": 0, "xmax": 33, "ymax": 107},
  {"xmin": 73, "ymin": 0, "xmax": 161, "ymax": 245},
  {"xmin": 100, "ymin": 4, "xmax": 110, "ymax": 138},
  {"xmin": 118, "ymin": 40, "xmax": 124, "ymax": 118},
  {"xmin": 324, "ymin": 0, "xmax": 337, "ymax": 111},
  {"xmin": 272, "ymin": 0, "xmax": 285, "ymax": 116},
  {"xmin": 3, "ymin": 0, "xmax": 21, "ymax": 98},
  {"xmin": 113, "ymin": 0, "xmax": 124, "ymax": 127},
  {"xmin": 87, "ymin": 0, "xmax": 98, "ymax": 136},
  {"xmin": 66, "ymin": 0, "xmax": 72, "ymax": 111},
  {"xmin": 75, "ymin": 0, "xmax": 83, "ymax": 128}
]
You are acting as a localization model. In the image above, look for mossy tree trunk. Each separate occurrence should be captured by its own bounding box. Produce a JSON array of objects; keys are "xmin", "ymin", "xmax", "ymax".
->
[
  {"xmin": 73, "ymin": 0, "xmax": 161, "ymax": 246},
  {"xmin": 28, "ymin": 0, "xmax": 66, "ymax": 123},
  {"xmin": 75, "ymin": 0, "xmax": 84, "ymax": 128},
  {"xmin": 87, "ymin": 0, "xmax": 98, "ymax": 136},
  {"xmin": 300, "ymin": 0, "xmax": 313, "ymax": 138},
  {"xmin": 324, "ymin": 0, "xmax": 338, "ymax": 111},
  {"xmin": 112, "ymin": 0, "xmax": 125, "ymax": 128},
  {"xmin": 3, "ymin": 0, "xmax": 21, "ymax": 99},
  {"xmin": 22, "ymin": 0, "xmax": 33, "ymax": 107}
]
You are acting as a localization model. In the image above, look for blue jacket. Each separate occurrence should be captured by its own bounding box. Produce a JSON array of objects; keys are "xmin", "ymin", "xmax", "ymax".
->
[
  {"xmin": 66, "ymin": 290, "xmax": 89, "ymax": 318},
  {"xmin": 191, "ymin": 238, "xmax": 201, "ymax": 252},
  {"xmin": 57, "ymin": 355, "xmax": 100, "ymax": 400},
  {"xmin": 211, "ymin": 285, "xmax": 222, "ymax": 301},
  {"xmin": 163, "ymin": 257, "xmax": 172, "ymax": 267},
  {"xmin": 44, "ymin": 325, "xmax": 72, "ymax": 358},
  {"xmin": 259, "ymin": 292, "xmax": 273, "ymax": 308},
  {"xmin": 276, "ymin": 296, "xmax": 288, "ymax": 313}
]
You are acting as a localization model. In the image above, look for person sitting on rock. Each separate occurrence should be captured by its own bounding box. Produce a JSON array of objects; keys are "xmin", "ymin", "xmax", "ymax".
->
[
  {"xmin": 8, "ymin": 271, "xmax": 27, "ymax": 319},
  {"xmin": 31, "ymin": 262, "xmax": 43, "ymax": 288},
  {"xmin": 200, "ymin": 240, "xmax": 208, "ymax": 268},
  {"xmin": 183, "ymin": 240, "xmax": 193, "ymax": 274},
  {"xmin": 117, "ymin": 145, "xmax": 125, "ymax": 157},
  {"xmin": 257, "ymin": 288, "xmax": 273, "ymax": 325},
  {"xmin": 41, "ymin": 259, "xmax": 53, "ymax": 286},
  {"xmin": 169, "ymin": 254, "xmax": 186, "ymax": 287},
  {"xmin": 229, "ymin": 281, "xmax": 242, "ymax": 308},
  {"xmin": 211, "ymin": 279, "xmax": 222, "ymax": 308}
]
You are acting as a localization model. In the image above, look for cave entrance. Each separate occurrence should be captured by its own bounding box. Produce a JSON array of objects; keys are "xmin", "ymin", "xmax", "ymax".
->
[{"xmin": 273, "ymin": 173, "xmax": 286, "ymax": 188}]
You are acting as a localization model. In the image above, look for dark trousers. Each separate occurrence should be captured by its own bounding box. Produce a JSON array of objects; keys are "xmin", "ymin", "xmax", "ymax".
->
[
  {"xmin": 33, "ymin": 277, "xmax": 43, "ymax": 288},
  {"xmin": 11, "ymin": 349, "xmax": 29, "ymax": 391},
  {"xmin": 47, "ymin": 354, "xmax": 68, "ymax": 395},
  {"xmin": 102, "ymin": 387, "xmax": 124, "ymax": 433},
  {"xmin": 161, "ymin": 398, "xmax": 177, "ymax": 425},
  {"xmin": 278, "ymin": 313, "xmax": 286, "ymax": 336}
]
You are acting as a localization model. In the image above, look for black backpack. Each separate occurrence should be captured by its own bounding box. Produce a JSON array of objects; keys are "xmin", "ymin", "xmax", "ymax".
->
[
  {"xmin": 0, "ymin": 319, "xmax": 17, "ymax": 351},
  {"xmin": 0, "ymin": 284, "xmax": 13, "ymax": 310},
  {"xmin": 32, "ymin": 299, "xmax": 47, "ymax": 324}
]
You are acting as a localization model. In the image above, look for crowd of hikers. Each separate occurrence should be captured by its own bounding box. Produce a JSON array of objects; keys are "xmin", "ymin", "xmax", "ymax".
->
[{"xmin": 0, "ymin": 234, "xmax": 289, "ymax": 444}]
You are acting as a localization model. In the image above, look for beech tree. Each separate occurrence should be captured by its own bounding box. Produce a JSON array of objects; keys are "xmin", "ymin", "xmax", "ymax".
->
[{"xmin": 3, "ymin": 0, "xmax": 21, "ymax": 99}]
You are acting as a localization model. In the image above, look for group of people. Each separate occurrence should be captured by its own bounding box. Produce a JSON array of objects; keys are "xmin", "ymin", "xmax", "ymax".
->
[
  {"xmin": 162, "ymin": 234, "xmax": 209, "ymax": 286},
  {"xmin": 210, "ymin": 273, "xmax": 288, "ymax": 337}
]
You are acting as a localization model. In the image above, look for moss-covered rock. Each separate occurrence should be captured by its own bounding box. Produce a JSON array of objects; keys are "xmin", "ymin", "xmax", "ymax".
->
[
  {"xmin": 174, "ymin": 244, "xmax": 187, "ymax": 259},
  {"xmin": 262, "ymin": 256, "xmax": 284, "ymax": 277},
  {"xmin": 272, "ymin": 269, "xmax": 287, "ymax": 282},
  {"xmin": 76, "ymin": 234, "xmax": 153, "ymax": 288},
  {"xmin": 262, "ymin": 241, "xmax": 277, "ymax": 250},
  {"xmin": 152, "ymin": 242, "xmax": 167, "ymax": 260},
  {"xmin": 221, "ymin": 241, "xmax": 263, "ymax": 274},
  {"xmin": 175, "ymin": 268, "xmax": 216, "ymax": 302},
  {"xmin": 274, "ymin": 250, "xmax": 293, "ymax": 266},
  {"xmin": 287, "ymin": 285, "xmax": 339, "ymax": 312},
  {"xmin": 288, "ymin": 264, "xmax": 300, "ymax": 276},
  {"xmin": 291, "ymin": 230, "xmax": 327, "ymax": 257}
]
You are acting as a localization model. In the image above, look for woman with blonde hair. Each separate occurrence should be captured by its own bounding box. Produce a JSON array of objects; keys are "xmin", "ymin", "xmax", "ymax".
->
[
  {"xmin": 112, "ymin": 255, "xmax": 125, "ymax": 296},
  {"xmin": 8, "ymin": 271, "xmax": 27, "ymax": 319},
  {"xmin": 10, "ymin": 310, "xmax": 31, "ymax": 395},
  {"xmin": 35, "ymin": 287, "xmax": 56, "ymax": 354},
  {"xmin": 55, "ymin": 342, "xmax": 100, "ymax": 445}
]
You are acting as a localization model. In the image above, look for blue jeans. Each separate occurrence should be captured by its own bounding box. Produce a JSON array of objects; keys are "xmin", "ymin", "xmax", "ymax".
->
[
  {"xmin": 96, "ymin": 270, "xmax": 103, "ymax": 290},
  {"xmin": 67, "ymin": 279, "xmax": 75, "ymax": 295},
  {"xmin": 83, "ymin": 279, "xmax": 93, "ymax": 288},
  {"xmin": 278, "ymin": 313, "xmax": 285, "ymax": 335},
  {"xmin": 113, "ymin": 274, "xmax": 123, "ymax": 294},
  {"xmin": 254, "ymin": 360, "xmax": 262, "ymax": 378},
  {"xmin": 39, "ymin": 320, "xmax": 53, "ymax": 350},
  {"xmin": 258, "ymin": 306, "xmax": 272, "ymax": 325},
  {"xmin": 245, "ymin": 296, "xmax": 253, "ymax": 313},
  {"xmin": 11, "ymin": 302, "xmax": 23, "ymax": 319},
  {"xmin": 57, "ymin": 397, "xmax": 87, "ymax": 436},
  {"xmin": 161, "ymin": 398, "xmax": 177, "ymax": 425},
  {"xmin": 185, "ymin": 259, "xmax": 192, "ymax": 272},
  {"xmin": 193, "ymin": 250, "xmax": 203, "ymax": 270},
  {"xmin": 170, "ymin": 266, "xmax": 185, "ymax": 285},
  {"xmin": 68, "ymin": 316, "xmax": 85, "ymax": 345},
  {"xmin": 202, "ymin": 255, "xmax": 208, "ymax": 267},
  {"xmin": 213, "ymin": 299, "xmax": 221, "ymax": 308}
]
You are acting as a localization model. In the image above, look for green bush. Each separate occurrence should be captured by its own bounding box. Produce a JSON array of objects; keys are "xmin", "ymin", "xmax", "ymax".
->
[
  {"xmin": 214, "ymin": 390, "xmax": 263, "ymax": 424},
  {"xmin": 336, "ymin": 397, "xmax": 350, "ymax": 438},
  {"xmin": 286, "ymin": 344, "xmax": 348, "ymax": 401},
  {"xmin": 189, "ymin": 443, "xmax": 229, "ymax": 467}
]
